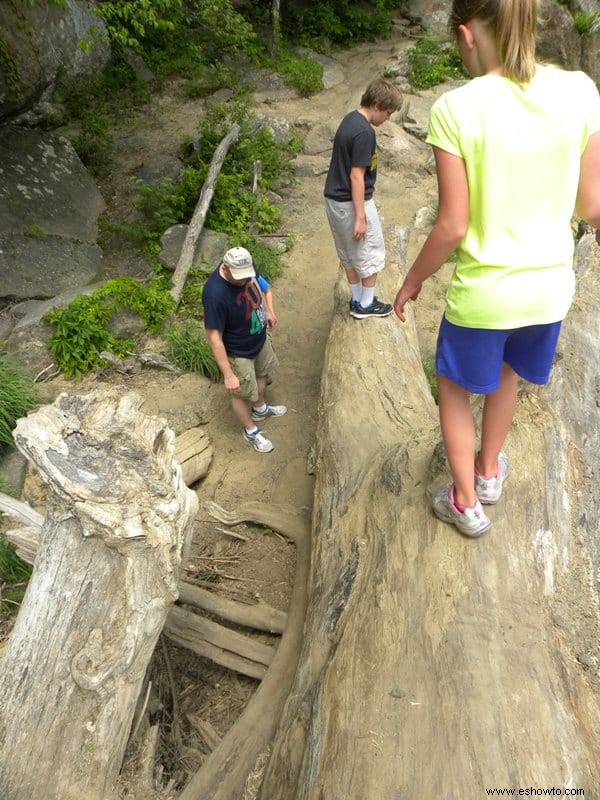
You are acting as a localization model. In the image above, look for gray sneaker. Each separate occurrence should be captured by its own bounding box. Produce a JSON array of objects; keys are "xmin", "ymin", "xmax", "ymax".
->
[
  {"xmin": 475, "ymin": 452, "xmax": 510, "ymax": 504},
  {"xmin": 432, "ymin": 484, "xmax": 491, "ymax": 537},
  {"xmin": 242, "ymin": 428, "xmax": 274, "ymax": 453},
  {"xmin": 251, "ymin": 403, "xmax": 287, "ymax": 422}
]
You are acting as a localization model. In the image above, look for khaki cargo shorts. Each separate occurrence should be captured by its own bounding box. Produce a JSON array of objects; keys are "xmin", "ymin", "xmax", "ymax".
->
[{"xmin": 228, "ymin": 335, "xmax": 279, "ymax": 402}]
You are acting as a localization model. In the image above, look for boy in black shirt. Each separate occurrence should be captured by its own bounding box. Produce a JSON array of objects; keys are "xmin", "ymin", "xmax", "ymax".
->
[{"xmin": 324, "ymin": 77, "xmax": 403, "ymax": 318}]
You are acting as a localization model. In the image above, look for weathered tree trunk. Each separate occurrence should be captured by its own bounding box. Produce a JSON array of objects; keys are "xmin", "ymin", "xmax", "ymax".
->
[
  {"xmin": 0, "ymin": 388, "xmax": 198, "ymax": 800},
  {"xmin": 259, "ymin": 229, "xmax": 600, "ymax": 798},
  {"xmin": 170, "ymin": 124, "xmax": 241, "ymax": 306}
]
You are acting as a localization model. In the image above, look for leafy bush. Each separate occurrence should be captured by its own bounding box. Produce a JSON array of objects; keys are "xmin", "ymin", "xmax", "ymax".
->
[
  {"xmin": 264, "ymin": 52, "xmax": 324, "ymax": 96},
  {"xmin": 167, "ymin": 322, "xmax": 221, "ymax": 380},
  {"xmin": 0, "ymin": 357, "xmax": 40, "ymax": 448},
  {"xmin": 0, "ymin": 535, "xmax": 32, "ymax": 616},
  {"xmin": 44, "ymin": 277, "xmax": 175, "ymax": 378},
  {"xmin": 405, "ymin": 37, "xmax": 466, "ymax": 90},
  {"xmin": 574, "ymin": 10, "xmax": 600, "ymax": 35},
  {"xmin": 117, "ymin": 102, "xmax": 299, "ymax": 253},
  {"xmin": 271, "ymin": 0, "xmax": 397, "ymax": 46}
]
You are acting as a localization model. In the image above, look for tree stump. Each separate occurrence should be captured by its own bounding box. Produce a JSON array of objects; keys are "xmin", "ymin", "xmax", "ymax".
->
[
  {"xmin": 258, "ymin": 230, "xmax": 600, "ymax": 798},
  {"xmin": 0, "ymin": 388, "xmax": 198, "ymax": 800}
]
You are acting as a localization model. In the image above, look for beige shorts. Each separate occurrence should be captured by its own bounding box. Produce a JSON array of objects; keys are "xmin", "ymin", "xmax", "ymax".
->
[
  {"xmin": 228, "ymin": 336, "xmax": 279, "ymax": 402},
  {"xmin": 324, "ymin": 197, "xmax": 385, "ymax": 278}
]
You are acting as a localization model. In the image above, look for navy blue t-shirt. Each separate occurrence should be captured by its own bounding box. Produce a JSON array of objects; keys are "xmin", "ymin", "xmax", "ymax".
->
[
  {"xmin": 203, "ymin": 268, "xmax": 270, "ymax": 358},
  {"xmin": 324, "ymin": 110, "xmax": 377, "ymax": 202}
]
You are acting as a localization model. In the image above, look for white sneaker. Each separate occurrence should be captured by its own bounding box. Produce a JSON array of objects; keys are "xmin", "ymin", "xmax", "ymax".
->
[
  {"xmin": 432, "ymin": 484, "xmax": 491, "ymax": 537},
  {"xmin": 475, "ymin": 452, "xmax": 510, "ymax": 504},
  {"xmin": 251, "ymin": 404, "xmax": 287, "ymax": 422},
  {"xmin": 243, "ymin": 428, "xmax": 274, "ymax": 453}
]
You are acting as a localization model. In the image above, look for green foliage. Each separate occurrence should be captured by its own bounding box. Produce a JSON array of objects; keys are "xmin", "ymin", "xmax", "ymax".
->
[
  {"xmin": 118, "ymin": 102, "xmax": 297, "ymax": 254},
  {"xmin": 90, "ymin": 0, "xmax": 182, "ymax": 53},
  {"xmin": 70, "ymin": 110, "xmax": 112, "ymax": 175},
  {"xmin": 264, "ymin": 52, "xmax": 324, "ymax": 97},
  {"xmin": 275, "ymin": 0, "xmax": 398, "ymax": 46},
  {"xmin": 183, "ymin": 0, "xmax": 258, "ymax": 62},
  {"xmin": 574, "ymin": 10, "xmax": 600, "ymax": 35},
  {"xmin": 63, "ymin": 57, "xmax": 150, "ymax": 173},
  {"xmin": 0, "ymin": 535, "xmax": 32, "ymax": 616},
  {"xmin": 166, "ymin": 322, "xmax": 221, "ymax": 380},
  {"xmin": 0, "ymin": 35, "xmax": 20, "ymax": 100},
  {"xmin": 180, "ymin": 268, "xmax": 211, "ymax": 318},
  {"xmin": 404, "ymin": 36, "xmax": 466, "ymax": 89},
  {"xmin": 44, "ymin": 277, "xmax": 174, "ymax": 378},
  {"xmin": 25, "ymin": 224, "xmax": 47, "ymax": 239},
  {"xmin": 182, "ymin": 63, "xmax": 239, "ymax": 99},
  {"xmin": 0, "ymin": 357, "xmax": 40, "ymax": 448}
]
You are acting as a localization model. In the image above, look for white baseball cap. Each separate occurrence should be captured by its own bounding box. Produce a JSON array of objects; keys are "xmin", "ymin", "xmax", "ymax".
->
[{"xmin": 223, "ymin": 246, "xmax": 255, "ymax": 279}]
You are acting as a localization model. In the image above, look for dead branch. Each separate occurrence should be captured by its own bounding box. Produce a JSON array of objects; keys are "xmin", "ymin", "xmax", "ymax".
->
[{"xmin": 170, "ymin": 124, "xmax": 241, "ymax": 306}]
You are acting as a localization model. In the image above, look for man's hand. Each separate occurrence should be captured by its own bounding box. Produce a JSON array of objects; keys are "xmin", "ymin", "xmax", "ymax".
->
[
  {"xmin": 266, "ymin": 311, "xmax": 277, "ymax": 331},
  {"xmin": 224, "ymin": 373, "xmax": 240, "ymax": 393},
  {"xmin": 393, "ymin": 280, "xmax": 422, "ymax": 322}
]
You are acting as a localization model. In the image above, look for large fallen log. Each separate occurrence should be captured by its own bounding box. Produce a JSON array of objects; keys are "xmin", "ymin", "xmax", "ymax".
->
[
  {"xmin": 0, "ymin": 389, "xmax": 198, "ymax": 800},
  {"xmin": 258, "ymin": 229, "xmax": 600, "ymax": 798}
]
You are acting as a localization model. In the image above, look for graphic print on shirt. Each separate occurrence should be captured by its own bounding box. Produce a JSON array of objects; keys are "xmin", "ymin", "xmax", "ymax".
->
[
  {"xmin": 370, "ymin": 148, "xmax": 378, "ymax": 172},
  {"xmin": 236, "ymin": 279, "xmax": 266, "ymax": 335}
]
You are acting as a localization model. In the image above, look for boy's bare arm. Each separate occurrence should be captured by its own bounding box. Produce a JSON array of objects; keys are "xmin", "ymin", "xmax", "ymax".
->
[{"xmin": 350, "ymin": 166, "xmax": 367, "ymax": 240}]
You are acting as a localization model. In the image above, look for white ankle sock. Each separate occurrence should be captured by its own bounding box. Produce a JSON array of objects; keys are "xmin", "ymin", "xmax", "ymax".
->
[{"xmin": 361, "ymin": 287, "xmax": 375, "ymax": 308}]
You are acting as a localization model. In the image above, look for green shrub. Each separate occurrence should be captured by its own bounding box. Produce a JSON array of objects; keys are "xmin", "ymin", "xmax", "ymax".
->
[
  {"xmin": 167, "ymin": 322, "xmax": 221, "ymax": 380},
  {"xmin": 44, "ymin": 277, "xmax": 175, "ymax": 378},
  {"xmin": 275, "ymin": 0, "xmax": 396, "ymax": 45},
  {"xmin": 70, "ymin": 110, "xmax": 113, "ymax": 175},
  {"xmin": 405, "ymin": 36, "xmax": 466, "ymax": 90},
  {"xmin": 0, "ymin": 357, "xmax": 40, "ymax": 448},
  {"xmin": 574, "ymin": 10, "xmax": 600, "ymax": 34},
  {"xmin": 0, "ymin": 535, "xmax": 32, "ymax": 616},
  {"xmin": 264, "ymin": 52, "xmax": 324, "ymax": 96}
]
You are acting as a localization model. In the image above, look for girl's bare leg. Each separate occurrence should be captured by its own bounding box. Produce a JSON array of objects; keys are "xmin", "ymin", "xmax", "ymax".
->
[
  {"xmin": 477, "ymin": 363, "xmax": 519, "ymax": 477},
  {"xmin": 437, "ymin": 376, "xmax": 477, "ymax": 507}
]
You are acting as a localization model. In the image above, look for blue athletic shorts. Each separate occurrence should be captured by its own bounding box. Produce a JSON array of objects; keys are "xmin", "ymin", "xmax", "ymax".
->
[{"xmin": 435, "ymin": 315, "xmax": 563, "ymax": 394}]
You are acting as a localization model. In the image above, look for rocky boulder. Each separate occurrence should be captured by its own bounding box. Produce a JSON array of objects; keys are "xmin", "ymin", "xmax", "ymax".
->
[
  {"xmin": 0, "ymin": 0, "xmax": 110, "ymax": 122},
  {"xmin": 0, "ymin": 127, "xmax": 105, "ymax": 303}
]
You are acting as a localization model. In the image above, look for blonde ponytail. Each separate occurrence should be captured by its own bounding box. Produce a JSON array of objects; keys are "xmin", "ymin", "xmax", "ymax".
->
[{"xmin": 449, "ymin": 0, "xmax": 539, "ymax": 83}]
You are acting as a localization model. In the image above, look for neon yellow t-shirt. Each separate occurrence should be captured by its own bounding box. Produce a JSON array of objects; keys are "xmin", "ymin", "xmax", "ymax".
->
[{"xmin": 427, "ymin": 66, "xmax": 600, "ymax": 329}]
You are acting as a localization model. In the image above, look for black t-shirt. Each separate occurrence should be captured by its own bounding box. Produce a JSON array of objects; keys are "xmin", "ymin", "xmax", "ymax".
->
[
  {"xmin": 324, "ymin": 110, "xmax": 378, "ymax": 202},
  {"xmin": 202, "ymin": 269, "xmax": 268, "ymax": 358}
]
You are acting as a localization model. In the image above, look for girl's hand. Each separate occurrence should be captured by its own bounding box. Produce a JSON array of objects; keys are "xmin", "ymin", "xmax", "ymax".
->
[{"xmin": 394, "ymin": 281, "xmax": 422, "ymax": 322}]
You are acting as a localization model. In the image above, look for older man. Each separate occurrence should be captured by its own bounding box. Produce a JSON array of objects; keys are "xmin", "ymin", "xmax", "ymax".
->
[{"xmin": 202, "ymin": 246, "xmax": 286, "ymax": 453}]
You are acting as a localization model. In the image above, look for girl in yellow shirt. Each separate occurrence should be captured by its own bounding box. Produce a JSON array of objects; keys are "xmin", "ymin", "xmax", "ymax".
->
[{"xmin": 394, "ymin": 0, "xmax": 600, "ymax": 537}]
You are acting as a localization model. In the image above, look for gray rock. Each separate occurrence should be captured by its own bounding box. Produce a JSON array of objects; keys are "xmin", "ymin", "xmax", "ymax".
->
[
  {"xmin": 0, "ymin": 0, "xmax": 110, "ymax": 121},
  {"xmin": 294, "ymin": 154, "xmax": 330, "ymax": 178},
  {"xmin": 106, "ymin": 309, "xmax": 146, "ymax": 338},
  {"xmin": 0, "ymin": 127, "xmax": 105, "ymax": 301},
  {"xmin": 159, "ymin": 226, "xmax": 229, "ymax": 272},
  {"xmin": 134, "ymin": 155, "xmax": 185, "ymax": 187},
  {"xmin": 0, "ymin": 127, "xmax": 105, "ymax": 241},
  {"xmin": 0, "ymin": 235, "xmax": 101, "ymax": 301},
  {"xmin": 302, "ymin": 122, "xmax": 338, "ymax": 155},
  {"xmin": 253, "ymin": 114, "xmax": 293, "ymax": 144}
]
